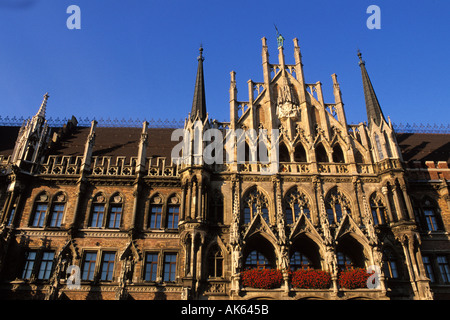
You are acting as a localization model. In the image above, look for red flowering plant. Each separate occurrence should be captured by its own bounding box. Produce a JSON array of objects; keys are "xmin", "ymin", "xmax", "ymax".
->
[
  {"xmin": 338, "ymin": 268, "xmax": 374, "ymax": 289},
  {"xmin": 289, "ymin": 269, "xmax": 332, "ymax": 289},
  {"xmin": 240, "ymin": 268, "xmax": 283, "ymax": 289}
]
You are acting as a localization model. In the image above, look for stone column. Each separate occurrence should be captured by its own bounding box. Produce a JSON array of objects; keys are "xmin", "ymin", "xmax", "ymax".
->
[{"xmin": 381, "ymin": 186, "xmax": 395, "ymax": 223}]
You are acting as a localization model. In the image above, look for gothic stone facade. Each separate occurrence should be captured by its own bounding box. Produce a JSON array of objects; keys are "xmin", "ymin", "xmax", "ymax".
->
[{"xmin": 0, "ymin": 37, "xmax": 449, "ymax": 300}]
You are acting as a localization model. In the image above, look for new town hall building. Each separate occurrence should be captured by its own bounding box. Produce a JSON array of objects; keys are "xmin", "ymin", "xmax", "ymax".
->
[{"xmin": 0, "ymin": 35, "xmax": 449, "ymax": 300}]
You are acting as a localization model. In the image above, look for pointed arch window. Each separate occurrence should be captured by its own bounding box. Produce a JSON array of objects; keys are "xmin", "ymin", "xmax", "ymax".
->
[
  {"xmin": 284, "ymin": 188, "xmax": 310, "ymax": 225},
  {"xmin": 245, "ymin": 250, "xmax": 270, "ymax": 270},
  {"xmin": 31, "ymin": 192, "xmax": 49, "ymax": 228},
  {"xmin": 315, "ymin": 143, "xmax": 329, "ymax": 163},
  {"xmin": 374, "ymin": 134, "xmax": 384, "ymax": 160},
  {"xmin": 337, "ymin": 252, "xmax": 354, "ymax": 271},
  {"xmin": 370, "ymin": 193, "xmax": 388, "ymax": 225},
  {"xmin": 210, "ymin": 191, "xmax": 224, "ymax": 224},
  {"xmin": 290, "ymin": 252, "xmax": 312, "ymax": 270},
  {"xmin": 208, "ymin": 245, "xmax": 224, "ymax": 278},
  {"xmin": 149, "ymin": 194, "xmax": 163, "ymax": 229},
  {"xmin": 422, "ymin": 199, "xmax": 442, "ymax": 232},
  {"xmin": 49, "ymin": 193, "xmax": 66, "ymax": 228},
  {"xmin": 293, "ymin": 143, "xmax": 307, "ymax": 162},
  {"xmin": 332, "ymin": 144, "xmax": 345, "ymax": 163},
  {"xmin": 90, "ymin": 193, "xmax": 106, "ymax": 228},
  {"xmin": 414, "ymin": 197, "xmax": 444, "ymax": 232},
  {"xmin": 279, "ymin": 142, "xmax": 290, "ymax": 162},
  {"xmin": 325, "ymin": 189, "xmax": 350, "ymax": 224},
  {"xmin": 243, "ymin": 188, "xmax": 269, "ymax": 224},
  {"xmin": 167, "ymin": 195, "xmax": 180, "ymax": 229}
]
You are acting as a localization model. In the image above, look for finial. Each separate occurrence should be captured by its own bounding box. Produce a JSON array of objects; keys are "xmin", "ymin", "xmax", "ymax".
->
[
  {"xmin": 357, "ymin": 49, "xmax": 365, "ymax": 65},
  {"xmin": 198, "ymin": 45, "xmax": 204, "ymax": 61}
]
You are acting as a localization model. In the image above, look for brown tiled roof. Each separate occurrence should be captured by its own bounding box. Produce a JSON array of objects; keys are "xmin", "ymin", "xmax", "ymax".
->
[
  {"xmin": 46, "ymin": 127, "xmax": 178, "ymax": 160},
  {"xmin": 1, "ymin": 124, "xmax": 449, "ymax": 164},
  {"xmin": 51, "ymin": 126, "xmax": 90, "ymax": 156},
  {"xmin": 396, "ymin": 133, "xmax": 450, "ymax": 163}
]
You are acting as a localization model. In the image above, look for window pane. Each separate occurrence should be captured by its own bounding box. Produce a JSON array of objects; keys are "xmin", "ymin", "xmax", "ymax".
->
[
  {"xmin": 303, "ymin": 207, "xmax": 311, "ymax": 220},
  {"xmin": 91, "ymin": 205, "xmax": 105, "ymax": 228},
  {"xmin": 326, "ymin": 207, "xmax": 334, "ymax": 224},
  {"xmin": 422, "ymin": 256, "xmax": 435, "ymax": 283},
  {"xmin": 285, "ymin": 207, "xmax": 293, "ymax": 225},
  {"xmin": 424, "ymin": 209, "xmax": 438, "ymax": 231},
  {"xmin": 245, "ymin": 250, "xmax": 269, "ymax": 270},
  {"xmin": 372, "ymin": 209, "xmax": 379, "ymax": 225},
  {"xmin": 167, "ymin": 206, "xmax": 179, "ymax": 229},
  {"xmin": 82, "ymin": 252, "xmax": 97, "ymax": 281},
  {"xmin": 244, "ymin": 207, "xmax": 251, "ymax": 224},
  {"xmin": 108, "ymin": 206, "xmax": 122, "ymax": 229},
  {"xmin": 150, "ymin": 205, "xmax": 162, "ymax": 229},
  {"xmin": 437, "ymin": 256, "xmax": 450, "ymax": 283},
  {"xmin": 7, "ymin": 208, "xmax": 15, "ymax": 226},
  {"xmin": 38, "ymin": 251, "xmax": 55, "ymax": 280},
  {"xmin": 290, "ymin": 252, "xmax": 311, "ymax": 270},
  {"xmin": 101, "ymin": 252, "xmax": 115, "ymax": 281},
  {"xmin": 22, "ymin": 251, "xmax": 37, "ymax": 279},
  {"xmin": 261, "ymin": 207, "xmax": 269, "ymax": 223},
  {"xmin": 32, "ymin": 204, "xmax": 47, "ymax": 227},
  {"xmin": 144, "ymin": 253, "xmax": 158, "ymax": 281},
  {"xmin": 50, "ymin": 204, "xmax": 65, "ymax": 227},
  {"xmin": 335, "ymin": 204, "xmax": 342, "ymax": 223},
  {"xmin": 163, "ymin": 254, "xmax": 177, "ymax": 282}
]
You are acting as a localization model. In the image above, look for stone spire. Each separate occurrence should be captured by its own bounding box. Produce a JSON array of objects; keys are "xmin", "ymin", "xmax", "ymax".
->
[
  {"xmin": 35, "ymin": 92, "xmax": 49, "ymax": 119},
  {"xmin": 190, "ymin": 47, "xmax": 207, "ymax": 121},
  {"xmin": 358, "ymin": 51, "xmax": 386, "ymax": 128}
]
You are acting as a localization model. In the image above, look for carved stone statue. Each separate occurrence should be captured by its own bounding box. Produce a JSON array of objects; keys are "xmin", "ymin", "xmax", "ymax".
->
[
  {"xmin": 279, "ymin": 246, "xmax": 289, "ymax": 271},
  {"xmin": 232, "ymin": 243, "xmax": 242, "ymax": 273}
]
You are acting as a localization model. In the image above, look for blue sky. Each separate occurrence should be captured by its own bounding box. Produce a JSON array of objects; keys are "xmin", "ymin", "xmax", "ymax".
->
[{"xmin": 0, "ymin": 0, "xmax": 449, "ymax": 127}]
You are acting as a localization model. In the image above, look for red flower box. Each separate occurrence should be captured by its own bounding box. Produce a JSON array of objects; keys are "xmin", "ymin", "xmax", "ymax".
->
[
  {"xmin": 338, "ymin": 268, "xmax": 373, "ymax": 289},
  {"xmin": 241, "ymin": 268, "xmax": 283, "ymax": 289},
  {"xmin": 290, "ymin": 269, "xmax": 332, "ymax": 289}
]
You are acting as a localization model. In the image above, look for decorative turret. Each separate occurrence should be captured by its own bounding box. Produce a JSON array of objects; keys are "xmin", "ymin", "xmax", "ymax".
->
[{"xmin": 10, "ymin": 93, "xmax": 50, "ymax": 171}]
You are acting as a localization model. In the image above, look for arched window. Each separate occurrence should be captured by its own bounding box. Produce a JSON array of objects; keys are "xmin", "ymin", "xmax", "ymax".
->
[
  {"xmin": 290, "ymin": 252, "xmax": 312, "ymax": 270},
  {"xmin": 354, "ymin": 149, "xmax": 364, "ymax": 164},
  {"xmin": 149, "ymin": 194, "xmax": 163, "ymax": 229},
  {"xmin": 383, "ymin": 248, "xmax": 399, "ymax": 279},
  {"xmin": 332, "ymin": 144, "xmax": 345, "ymax": 163},
  {"xmin": 336, "ymin": 236, "xmax": 366, "ymax": 271},
  {"xmin": 422, "ymin": 198, "xmax": 442, "ymax": 232},
  {"xmin": 337, "ymin": 252, "xmax": 354, "ymax": 270},
  {"xmin": 374, "ymin": 134, "xmax": 384, "ymax": 160},
  {"xmin": 414, "ymin": 197, "xmax": 444, "ymax": 232},
  {"xmin": 31, "ymin": 192, "xmax": 49, "ymax": 228},
  {"xmin": 315, "ymin": 143, "xmax": 329, "ymax": 162},
  {"xmin": 325, "ymin": 188, "xmax": 350, "ymax": 224},
  {"xmin": 284, "ymin": 188, "xmax": 310, "ymax": 225},
  {"xmin": 370, "ymin": 193, "xmax": 388, "ymax": 225},
  {"xmin": 107, "ymin": 193, "xmax": 123, "ymax": 229},
  {"xmin": 49, "ymin": 193, "xmax": 66, "ymax": 228},
  {"xmin": 210, "ymin": 191, "xmax": 224, "ymax": 224},
  {"xmin": 293, "ymin": 143, "xmax": 307, "ymax": 162},
  {"xmin": 208, "ymin": 245, "xmax": 224, "ymax": 278},
  {"xmin": 243, "ymin": 188, "xmax": 269, "ymax": 224},
  {"xmin": 279, "ymin": 142, "xmax": 290, "ymax": 162},
  {"xmin": 245, "ymin": 250, "xmax": 270, "ymax": 270},
  {"xmin": 167, "ymin": 195, "xmax": 180, "ymax": 229},
  {"xmin": 90, "ymin": 193, "xmax": 106, "ymax": 228}
]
